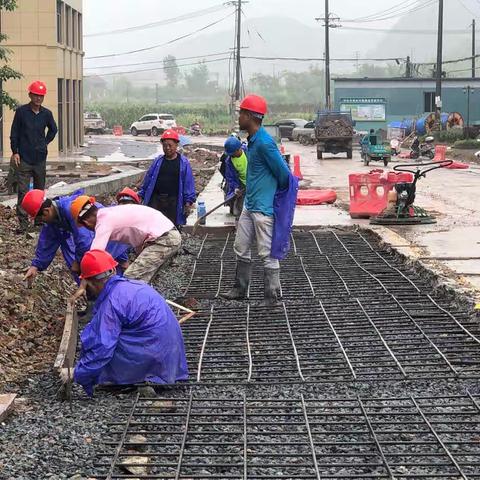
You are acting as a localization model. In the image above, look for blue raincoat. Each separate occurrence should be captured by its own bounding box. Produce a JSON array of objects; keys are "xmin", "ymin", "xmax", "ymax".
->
[
  {"xmin": 138, "ymin": 154, "xmax": 196, "ymax": 226},
  {"xmin": 224, "ymin": 144, "xmax": 248, "ymax": 197},
  {"xmin": 73, "ymin": 276, "xmax": 189, "ymax": 396},
  {"xmin": 271, "ymin": 173, "xmax": 299, "ymax": 260},
  {"xmin": 31, "ymin": 190, "xmax": 129, "ymax": 284}
]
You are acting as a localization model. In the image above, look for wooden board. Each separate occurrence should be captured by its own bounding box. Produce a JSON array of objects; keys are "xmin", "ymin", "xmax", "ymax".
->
[
  {"xmin": 54, "ymin": 303, "xmax": 78, "ymax": 371},
  {"xmin": 0, "ymin": 394, "xmax": 16, "ymax": 422}
]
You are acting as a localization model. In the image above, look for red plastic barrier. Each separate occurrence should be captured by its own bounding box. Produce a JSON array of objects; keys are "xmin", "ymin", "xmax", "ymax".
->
[
  {"xmin": 296, "ymin": 189, "xmax": 337, "ymax": 205},
  {"xmin": 349, "ymin": 169, "xmax": 414, "ymax": 218},
  {"xmin": 113, "ymin": 125, "xmax": 123, "ymax": 136},
  {"xmin": 433, "ymin": 145, "xmax": 447, "ymax": 161}
]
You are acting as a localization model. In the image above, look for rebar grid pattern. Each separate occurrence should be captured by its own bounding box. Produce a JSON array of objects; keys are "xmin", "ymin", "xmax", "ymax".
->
[
  {"xmin": 95, "ymin": 392, "xmax": 480, "ymax": 479},
  {"xmin": 181, "ymin": 231, "xmax": 480, "ymax": 382}
]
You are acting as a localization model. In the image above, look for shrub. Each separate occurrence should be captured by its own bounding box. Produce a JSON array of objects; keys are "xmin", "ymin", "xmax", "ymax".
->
[
  {"xmin": 453, "ymin": 139, "xmax": 480, "ymax": 149},
  {"xmin": 433, "ymin": 129, "xmax": 465, "ymax": 143}
]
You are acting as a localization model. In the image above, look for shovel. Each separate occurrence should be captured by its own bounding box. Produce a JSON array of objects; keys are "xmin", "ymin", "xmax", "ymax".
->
[{"xmin": 192, "ymin": 194, "xmax": 236, "ymax": 235}]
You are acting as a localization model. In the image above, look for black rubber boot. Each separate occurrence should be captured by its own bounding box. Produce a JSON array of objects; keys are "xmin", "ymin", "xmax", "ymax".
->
[
  {"xmin": 221, "ymin": 260, "xmax": 251, "ymax": 300},
  {"xmin": 262, "ymin": 268, "xmax": 282, "ymax": 306}
]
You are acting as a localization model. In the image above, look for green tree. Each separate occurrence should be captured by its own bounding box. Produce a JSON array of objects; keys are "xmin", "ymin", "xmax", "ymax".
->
[
  {"xmin": 0, "ymin": 0, "xmax": 22, "ymax": 109},
  {"xmin": 163, "ymin": 54, "xmax": 180, "ymax": 88},
  {"xmin": 184, "ymin": 62, "xmax": 209, "ymax": 94}
]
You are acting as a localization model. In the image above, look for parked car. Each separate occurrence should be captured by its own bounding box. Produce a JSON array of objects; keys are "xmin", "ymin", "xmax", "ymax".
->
[
  {"xmin": 84, "ymin": 112, "xmax": 105, "ymax": 134},
  {"xmin": 130, "ymin": 113, "xmax": 177, "ymax": 136},
  {"xmin": 292, "ymin": 120, "xmax": 315, "ymax": 144},
  {"xmin": 275, "ymin": 118, "xmax": 308, "ymax": 140}
]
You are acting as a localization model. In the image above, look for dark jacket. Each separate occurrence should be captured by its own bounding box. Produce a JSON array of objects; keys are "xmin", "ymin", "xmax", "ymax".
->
[
  {"xmin": 138, "ymin": 154, "xmax": 196, "ymax": 226},
  {"xmin": 10, "ymin": 104, "xmax": 58, "ymax": 165}
]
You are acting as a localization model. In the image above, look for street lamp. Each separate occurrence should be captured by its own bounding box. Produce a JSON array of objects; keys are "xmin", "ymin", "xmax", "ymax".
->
[{"xmin": 463, "ymin": 85, "xmax": 475, "ymax": 132}]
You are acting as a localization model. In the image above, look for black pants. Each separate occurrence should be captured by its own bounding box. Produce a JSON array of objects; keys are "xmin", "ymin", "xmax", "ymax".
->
[
  {"xmin": 17, "ymin": 160, "xmax": 46, "ymax": 228},
  {"xmin": 149, "ymin": 194, "xmax": 178, "ymax": 225}
]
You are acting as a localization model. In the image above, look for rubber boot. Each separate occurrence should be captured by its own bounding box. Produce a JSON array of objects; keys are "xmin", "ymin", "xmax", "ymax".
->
[
  {"xmin": 262, "ymin": 268, "xmax": 282, "ymax": 306},
  {"xmin": 221, "ymin": 260, "xmax": 251, "ymax": 300}
]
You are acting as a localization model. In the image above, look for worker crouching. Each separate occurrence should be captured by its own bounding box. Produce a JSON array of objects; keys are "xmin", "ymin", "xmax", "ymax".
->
[
  {"xmin": 70, "ymin": 250, "xmax": 188, "ymax": 396},
  {"xmin": 222, "ymin": 95, "xmax": 298, "ymax": 305},
  {"xmin": 223, "ymin": 136, "xmax": 247, "ymax": 219},
  {"xmin": 138, "ymin": 129, "xmax": 196, "ymax": 227}
]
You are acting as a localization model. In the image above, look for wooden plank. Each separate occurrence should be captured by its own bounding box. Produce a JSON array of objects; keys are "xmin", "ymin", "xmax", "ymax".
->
[
  {"xmin": 0, "ymin": 394, "xmax": 16, "ymax": 422},
  {"xmin": 54, "ymin": 303, "xmax": 78, "ymax": 371}
]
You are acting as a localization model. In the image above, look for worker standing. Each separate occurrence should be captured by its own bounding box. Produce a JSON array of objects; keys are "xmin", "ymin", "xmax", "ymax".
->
[
  {"xmin": 70, "ymin": 197, "xmax": 181, "ymax": 288},
  {"xmin": 11, "ymin": 81, "xmax": 58, "ymax": 232},
  {"xmin": 138, "ymin": 129, "xmax": 196, "ymax": 228},
  {"xmin": 21, "ymin": 189, "xmax": 129, "ymax": 286},
  {"xmin": 67, "ymin": 250, "xmax": 188, "ymax": 396},
  {"xmin": 223, "ymin": 136, "xmax": 248, "ymax": 219},
  {"xmin": 222, "ymin": 94, "xmax": 298, "ymax": 305}
]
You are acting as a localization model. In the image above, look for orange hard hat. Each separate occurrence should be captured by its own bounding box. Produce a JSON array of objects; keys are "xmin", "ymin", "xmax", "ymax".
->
[
  {"xmin": 70, "ymin": 195, "xmax": 95, "ymax": 223},
  {"xmin": 80, "ymin": 249, "xmax": 118, "ymax": 279},
  {"xmin": 161, "ymin": 129, "xmax": 180, "ymax": 142},
  {"xmin": 116, "ymin": 187, "xmax": 140, "ymax": 204},
  {"xmin": 21, "ymin": 189, "xmax": 46, "ymax": 218},
  {"xmin": 28, "ymin": 81, "xmax": 47, "ymax": 96},
  {"xmin": 240, "ymin": 94, "xmax": 267, "ymax": 115}
]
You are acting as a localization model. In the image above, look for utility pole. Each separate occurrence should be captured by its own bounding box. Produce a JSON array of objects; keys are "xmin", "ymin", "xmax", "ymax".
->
[
  {"xmin": 316, "ymin": 3, "xmax": 340, "ymax": 111},
  {"xmin": 405, "ymin": 56, "xmax": 412, "ymax": 78},
  {"xmin": 155, "ymin": 83, "xmax": 159, "ymax": 104},
  {"xmin": 472, "ymin": 19, "xmax": 476, "ymax": 78},
  {"xmin": 234, "ymin": 0, "xmax": 242, "ymax": 103},
  {"xmin": 434, "ymin": 0, "xmax": 443, "ymax": 129}
]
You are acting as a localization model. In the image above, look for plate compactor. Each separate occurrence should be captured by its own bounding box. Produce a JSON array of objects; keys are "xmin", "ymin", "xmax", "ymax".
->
[{"xmin": 370, "ymin": 160, "xmax": 452, "ymax": 225}]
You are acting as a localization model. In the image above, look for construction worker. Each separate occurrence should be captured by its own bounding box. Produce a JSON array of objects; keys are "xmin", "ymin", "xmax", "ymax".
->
[
  {"xmin": 138, "ymin": 129, "xmax": 196, "ymax": 227},
  {"xmin": 116, "ymin": 187, "xmax": 141, "ymax": 205},
  {"xmin": 70, "ymin": 196, "xmax": 181, "ymax": 289},
  {"xmin": 223, "ymin": 136, "xmax": 248, "ymax": 219},
  {"xmin": 21, "ymin": 189, "xmax": 129, "ymax": 286},
  {"xmin": 66, "ymin": 250, "xmax": 188, "ymax": 396},
  {"xmin": 222, "ymin": 94, "xmax": 298, "ymax": 305},
  {"xmin": 11, "ymin": 81, "xmax": 58, "ymax": 232}
]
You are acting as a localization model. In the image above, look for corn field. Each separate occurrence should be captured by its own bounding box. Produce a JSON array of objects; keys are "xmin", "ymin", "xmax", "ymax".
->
[{"xmin": 85, "ymin": 102, "xmax": 317, "ymax": 134}]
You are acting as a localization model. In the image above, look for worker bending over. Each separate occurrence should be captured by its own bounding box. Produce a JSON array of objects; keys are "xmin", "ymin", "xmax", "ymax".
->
[
  {"xmin": 21, "ymin": 189, "xmax": 129, "ymax": 286},
  {"xmin": 223, "ymin": 136, "xmax": 248, "ymax": 219},
  {"xmin": 69, "ymin": 250, "xmax": 188, "ymax": 396},
  {"xmin": 116, "ymin": 187, "xmax": 140, "ymax": 205},
  {"xmin": 70, "ymin": 196, "xmax": 181, "ymax": 285},
  {"xmin": 138, "ymin": 129, "xmax": 196, "ymax": 227},
  {"xmin": 222, "ymin": 94, "xmax": 298, "ymax": 305}
]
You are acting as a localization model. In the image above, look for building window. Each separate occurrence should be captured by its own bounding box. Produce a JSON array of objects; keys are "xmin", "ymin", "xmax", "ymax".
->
[
  {"xmin": 78, "ymin": 13, "xmax": 83, "ymax": 50},
  {"xmin": 57, "ymin": 78, "xmax": 64, "ymax": 152},
  {"xmin": 79, "ymin": 79, "xmax": 83, "ymax": 143},
  {"xmin": 72, "ymin": 10, "xmax": 77, "ymax": 49},
  {"xmin": 424, "ymin": 92, "xmax": 435, "ymax": 112},
  {"xmin": 56, "ymin": 1, "xmax": 63, "ymax": 44},
  {"xmin": 73, "ymin": 80, "xmax": 78, "ymax": 147},
  {"xmin": 65, "ymin": 5, "xmax": 71, "ymax": 47},
  {"xmin": 66, "ymin": 79, "xmax": 71, "ymax": 150}
]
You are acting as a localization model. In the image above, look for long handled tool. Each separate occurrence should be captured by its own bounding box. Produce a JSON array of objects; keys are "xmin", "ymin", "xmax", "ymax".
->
[{"xmin": 192, "ymin": 194, "xmax": 236, "ymax": 235}]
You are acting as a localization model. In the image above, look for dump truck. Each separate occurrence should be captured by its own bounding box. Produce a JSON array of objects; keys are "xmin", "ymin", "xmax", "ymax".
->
[{"xmin": 315, "ymin": 111, "xmax": 354, "ymax": 159}]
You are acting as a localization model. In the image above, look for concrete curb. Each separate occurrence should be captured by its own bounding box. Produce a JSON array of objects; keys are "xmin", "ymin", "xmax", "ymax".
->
[{"xmin": 1, "ymin": 167, "xmax": 145, "ymax": 208}]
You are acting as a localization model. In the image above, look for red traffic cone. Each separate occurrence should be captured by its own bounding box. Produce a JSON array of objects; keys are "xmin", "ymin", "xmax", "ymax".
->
[{"xmin": 293, "ymin": 154, "xmax": 303, "ymax": 180}]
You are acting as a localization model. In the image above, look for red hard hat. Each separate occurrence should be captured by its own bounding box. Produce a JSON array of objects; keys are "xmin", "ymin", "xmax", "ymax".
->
[
  {"xmin": 240, "ymin": 94, "xmax": 267, "ymax": 115},
  {"xmin": 21, "ymin": 189, "xmax": 46, "ymax": 218},
  {"xmin": 28, "ymin": 81, "xmax": 47, "ymax": 96},
  {"xmin": 116, "ymin": 187, "xmax": 140, "ymax": 204},
  {"xmin": 161, "ymin": 129, "xmax": 180, "ymax": 142},
  {"xmin": 80, "ymin": 250, "xmax": 118, "ymax": 280}
]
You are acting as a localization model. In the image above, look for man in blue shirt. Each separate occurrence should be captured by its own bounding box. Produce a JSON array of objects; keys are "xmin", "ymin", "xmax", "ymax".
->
[
  {"xmin": 222, "ymin": 94, "xmax": 291, "ymax": 306},
  {"xmin": 10, "ymin": 81, "xmax": 57, "ymax": 232}
]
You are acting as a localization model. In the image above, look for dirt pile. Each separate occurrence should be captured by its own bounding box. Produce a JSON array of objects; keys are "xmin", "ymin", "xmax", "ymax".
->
[{"xmin": 0, "ymin": 205, "xmax": 74, "ymax": 389}]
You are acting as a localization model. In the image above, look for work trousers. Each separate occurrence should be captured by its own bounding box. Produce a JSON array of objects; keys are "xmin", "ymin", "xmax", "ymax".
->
[
  {"xmin": 17, "ymin": 160, "xmax": 47, "ymax": 228},
  {"xmin": 233, "ymin": 208, "xmax": 279, "ymax": 269},
  {"xmin": 124, "ymin": 228, "xmax": 182, "ymax": 283},
  {"xmin": 149, "ymin": 194, "xmax": 178, "ymax": 226}
]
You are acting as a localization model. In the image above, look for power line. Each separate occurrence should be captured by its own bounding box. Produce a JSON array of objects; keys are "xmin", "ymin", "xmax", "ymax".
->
[
  {"xmin": 84, "ymin": 51, "xmax": 234, "ymax": 70},
  {"xmin": 84, "ymin": 4, "xmax": 228, "ymax": 37},
  {"xmin": 338, "ymin": 25, "xmax": 474, "ymax": 35},
  {"xmin": 84, "ymin": 57, "xmax": 230, "ymax": 78},
  {"xmin": 241, "ymin": 55, "xmax": 404, "ymax": 62},
  {"xmin": 85, "ymin": 11, "xmax": 235, "ymax": 60}
]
